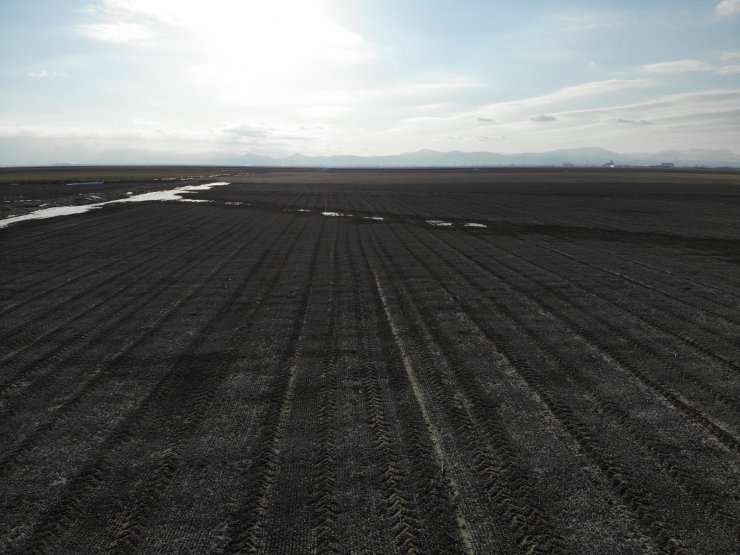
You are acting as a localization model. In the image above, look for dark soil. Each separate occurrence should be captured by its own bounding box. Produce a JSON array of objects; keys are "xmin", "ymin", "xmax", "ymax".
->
[{"xmin": 1, "ymin": 168, "xmax": 738, "ymax": 554}]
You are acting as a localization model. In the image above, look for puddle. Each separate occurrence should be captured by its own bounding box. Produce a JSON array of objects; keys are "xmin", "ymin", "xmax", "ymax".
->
[
  {"xmin": 0, "ymin": 182, "xmax": 231, "ymax": 229},
  {"xmin": 363, "ymin": 216, "xmax": 385, "ymax": 221},
  {"xmin": 114, "ymin": 182, "xmax": 229, "ymax": 204},
  {"xmin": 464, "ymin": 222, "xmax": 487, "ymax": 228},
  {"xmin": 427, "ymin": 219, "xmax": 454, "ymax": 227},
  {"xmin": 321, "ymin": 211, "xmax": 353, "ymax": 217}
]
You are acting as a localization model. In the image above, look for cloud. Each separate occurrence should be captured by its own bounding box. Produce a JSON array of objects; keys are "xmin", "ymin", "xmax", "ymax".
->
[
  {"xmin": 393, "ymin": 78, "xmax": 658, "ymax": 146},
  {"xmin": 447, "ymin": 134, "xmax": 506, "ymax": 143},
  {"xmin": 638, "ymin": 58, "xmax": 740, "ymax": 76},
  {"xmin": 553, "ymin": 12, "xmax": 622, "ymax": 32},
  {"xmin": 218, "ymin": 121, "xmax": 328, "ymax": 145},
  {"xmin": 716, "ymin": 0, "xmax": 740, "ymax": 17},
  {"xmin": 79, "ymin": 22, "xmax": 152, "ymax": 43},
  {"xmin": 27, "ymin": 70, "xmax": 69, "ymax": 78},
  {"xmin": 222, "ymin": 124, "xmax": 272, "ymax": 139},
  {"xmin": 639, "ymin": 59, "xmax": 712, "ymax": 75},
  {"xmin": 555, "ymin": 89, "xmax": 740, "ymax": 129},
  {"xmin": 78, "ymin": 0, "xmax": 377, "ymax": 114},
  {"xmin": 393, "ymin": 77, "xmax": 481, "ymax": 97},
  {"xmin": 542, "ymin": 79, "xmax": 654, "ymax": 102},
  {"xmin": 82, "ymin": 1, "xmax": 373, "ymax": 65},
  {"xmin": 481, "ymin": 79, "xmax": 653, "ymax": 116},
  {"xmin": 614, "ymin": 118, "xmax": 654, "ymax": 126},
  {"xmin": 477, "ymin": 117, "xmax": 496, "ymax": 123},
  {"xmin": 0, "ymin": 119, "xmax": 320, "ymax": 153},
  {"xmin": 718, "ymin": 50, "xmax": 740, "ymax": 61},
  {"xmin": 714, "ymin": 64, "xmax": 740, "ymax": 75}
]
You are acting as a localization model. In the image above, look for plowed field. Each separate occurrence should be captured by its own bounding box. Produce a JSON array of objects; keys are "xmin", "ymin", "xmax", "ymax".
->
[{"xmin": 1, "ymin": 168, "xmax": 738, "ymax": 554}]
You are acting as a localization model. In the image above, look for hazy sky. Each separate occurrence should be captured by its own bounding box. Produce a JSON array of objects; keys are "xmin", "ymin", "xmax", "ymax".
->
[{"xmin": 1, "ymin": 0, "xmax": 739, "ymax": 164}]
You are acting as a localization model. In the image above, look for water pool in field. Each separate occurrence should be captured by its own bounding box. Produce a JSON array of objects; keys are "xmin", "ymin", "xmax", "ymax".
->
[{"xmin": 0, "ymin": 182, "xmax": 231, "ymax": 229}]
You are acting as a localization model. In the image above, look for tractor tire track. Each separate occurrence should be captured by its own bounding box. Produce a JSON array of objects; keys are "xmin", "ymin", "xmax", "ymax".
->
[
  {"xmin": 355, "ymin": 227, "xmax": 475, "ymax": 555},
  {"xmin": 405, "ymin": 225, "xmax": 737, "ymax": 552},
  {"xmin": 476, "ymin": 235, "xmax": 740, "ymax": 431},
  {"xmin": 0, "ymin": 213, "xmax": 281, "ymax": 469},
  {"xmin": 364, "ymin": 225, "xmax": 568, "ymax": 554},
  {"xmin": 218, "ymin": 218, "xmax": 326, "ymax": 554},
  {"xmin": 18, "ymin": 216, "xmax": 309, "ymax": 554},
  {"xmin": 0, "ymin": 211, "xmax": 273, "ymax": 419},
  {"xmin": 0, "ymin": 208, "xmax": 237, "ymax": 366}
]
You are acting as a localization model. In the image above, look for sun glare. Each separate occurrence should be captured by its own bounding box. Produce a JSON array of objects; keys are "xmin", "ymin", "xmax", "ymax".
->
[
  {"xmin": 108, "ymin": 0, "xmax": 371, "ymax": 106},
  {"xmin": 123, "ymin": 0, "xmax": 367, "ymax": 74}
]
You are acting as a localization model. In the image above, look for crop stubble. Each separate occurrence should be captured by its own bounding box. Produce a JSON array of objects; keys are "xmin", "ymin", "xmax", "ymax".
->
[{"xmin": 0, "ymin": 168, "xmax": 738, "ymax": 554}]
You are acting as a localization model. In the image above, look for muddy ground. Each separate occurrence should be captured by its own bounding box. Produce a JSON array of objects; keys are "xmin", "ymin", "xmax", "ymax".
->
[{"xmin": 1, "ymin": 168, "xmax": 738, "ymax": 553}]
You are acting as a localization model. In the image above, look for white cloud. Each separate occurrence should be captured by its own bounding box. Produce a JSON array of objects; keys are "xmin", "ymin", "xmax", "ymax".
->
[
  {"xmin": 78, "ymin": 0, "xmax": 376, "ymax": 115},
  {"xmin": 542, "ymin": 79, "xmax": 654, "ymax": 101},
  {"xmin": 714, "ymin": 64, "xmax": 740, "ymax": 75},
  {"xmin": 3, "ymin": 88, "xmax": 739, "ymax": 161},
  {"xmin": 0, "ymin": 118, "xmax": 329, "ymax": 154},
  {"xmin": 531, "ymin": 114, "xmax": 558, "ymax": 122},
  {"xmin": 614, "ymin": 118, "xmax": 654, "ymax": 126},
  {"xmin": 82, "ymin": 0, "xmax": 372, "ymax": 66},
  {"xmin": 27, "ymin": 70, "xmax": 69, "ymax": 78},
  {"xmin": 79, "ymin": 22, "xmax": 152, "ymax": 43},
  {"xmin": 392, "ymin": 86, "xmax": 740, "ymax": 154},
  {"xmin": 391, "ymin": 79, "xmax": 656, "ymax": 144},
  {"xmin": 638, "ymin": 58, "xmax": 740, "ymax": 76},
  {"xmin": 716, "ymin": 0, "xmax": 740, "ymax": 17},
  {"xmin": 639, "ymin": 59, "xmax": 712, "ymax": 75},
  {"xmin": 718, "ymin": 50, "xmax": 740, "ymax": 61},
  {"xmin": 556, "ymin": 89, "xmax": 740, "ymax": 127},
  {"xmin": 475, "ymin": 79, "xmax": 653, "ymax": 121},
  {"xmin": 553, "ymin": 12, "xmax": 622, "ymax": 32}
]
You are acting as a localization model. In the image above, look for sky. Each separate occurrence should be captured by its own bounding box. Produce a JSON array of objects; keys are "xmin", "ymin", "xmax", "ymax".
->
[{"xmin": 1, "ymin": 0, "xmax": 739, "ymax": 165}]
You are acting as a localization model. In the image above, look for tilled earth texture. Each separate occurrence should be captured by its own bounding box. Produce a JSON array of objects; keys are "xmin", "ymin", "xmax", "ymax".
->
[{"xmin": 1, "ymin": 168, "xmax": 739, "ymax": 554}]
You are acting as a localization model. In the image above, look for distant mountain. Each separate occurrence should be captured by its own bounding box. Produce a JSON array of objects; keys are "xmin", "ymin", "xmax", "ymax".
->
[
  {"xmin": 219, "ymin": 147, "xmax": 740, "ymax": 168},
  {"xmin": 623, "ymin": 149, "xmax": 740, "ymax": 167},
  {"xmin": 43, "ymin": 147, "xmax": 740, "ymax": 169}
]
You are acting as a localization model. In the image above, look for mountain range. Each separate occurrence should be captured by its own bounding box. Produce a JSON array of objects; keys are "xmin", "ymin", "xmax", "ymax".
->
[
  {"xmin": 215, "ymin": 147, "xmax": 740, "ymax": 168},
  {"xmin": 40, "ymin": 147, "xmax": 740, "ymax": 168}
]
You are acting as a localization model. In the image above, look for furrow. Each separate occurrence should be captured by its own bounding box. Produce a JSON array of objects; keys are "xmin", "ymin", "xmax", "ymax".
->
[
  {"xmin": 353, "ymin": 226, "xmax": 474, "ymax": 555},
  {"xmin": 471, "ymin": 234, "xmax": 740, "ymax": 443},
  {"xmin": 0, "ymin": 204, "xmax": 199, "ymax": 295},
  {"xmin": 535, "ymin": 241, "xmax": 740, "ymax": 373},
  {"xmin": 408, "ymin": 225, "xmax": 736, "ymax": 552},
  {"xmin": 309, "ymin": 229, "xmax": 340, "ymax": 555},
  {"xmin": 219, "ymin": 218, "xmax": 325, "ymax": 554},
  {"xmin": 366, "ymin": 226, "xmax": 568, "ymax": 555},
  {"xmin": 0, "ymin": 203, "xmax": 187, "ymax": 307},
  {"xmin": 0, "ymin": 211, "xmax": 280, "ymax": 472},
  {"xmin": 0, "ymin": 208, "xmax": 235, "ymax": 367},
  {"xmin": 0, "ymin": 210, "xmax": 270, "ymax": 415},
  {"xmin": 19, "ymin": 216, "xmax": 308, "ymax": 554},
  {"xmin": 548, "ymin": 240, "xmax": 740, "ymax": 330}
]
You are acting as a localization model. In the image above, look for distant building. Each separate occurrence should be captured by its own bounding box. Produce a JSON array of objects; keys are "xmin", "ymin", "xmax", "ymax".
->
[
  {"xmin": 659, "ymin": 162, "xmax": 675, "ymax": 168},
  {"xmin": 603, "ymin": 160, "xmax": 615, "ymax": 168}
]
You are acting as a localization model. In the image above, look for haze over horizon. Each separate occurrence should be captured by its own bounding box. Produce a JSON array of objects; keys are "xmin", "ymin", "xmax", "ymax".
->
[{"xmin": 1, "ymin": 0, "xmax": 739, "ymax": 166}]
